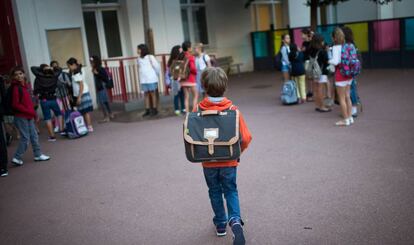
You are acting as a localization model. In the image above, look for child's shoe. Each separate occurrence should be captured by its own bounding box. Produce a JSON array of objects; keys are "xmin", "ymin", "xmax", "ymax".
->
[
  {"xmin": 216, "ymin": 223, "xmax": 227, "ymax": 237},
  {"xmin": 88, "ymin": 126, "xmax": 94, "ymax": 133},
  {"xmin": 48, "ymin": 136, "xmax": 57, "ymax": 142},
  {"xmin": 174, "ymin": 110, "xmax": 181, "ymax": 116},
  {"xmin": 150, "ymin": 108, "xmax": 158, "ymax": 116},
  {"xmin": 142, "ymin": 109, "xmax": 151, "ymax": 117},
  {"xmin": 335, "ymin": 119, "xmax": 350, "ymax": 127},
  {"xmin": 349, "ymin": 117, "xmax": 354, "ymax": 124},
  {"xmin": 231, "ymin": 221, "xmax": 245, "ymax": 245},
  {"xmin": 34, "ymin": 154, "xmax": 51, "ymax": 162},
  {"xmin": 11, "ymin": 158, "xmax": 23, "ymax": 166},
  {"xmin": 0, "ymin": 169, "xmax": 9, "ymax": 177}
]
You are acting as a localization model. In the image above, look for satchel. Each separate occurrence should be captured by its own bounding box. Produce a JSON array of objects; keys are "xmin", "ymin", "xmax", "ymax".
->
[{"xmin": 183, "ymin": 106, "xmax": 241, "ymax": 163}]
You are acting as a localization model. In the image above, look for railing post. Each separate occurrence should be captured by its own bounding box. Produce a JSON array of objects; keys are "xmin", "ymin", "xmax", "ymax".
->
[
  {"xmin": 103, "ymin": 60, "xmax": 113, "ymax": 103},
  {"xmin": 119, "ymin": 60, "xmax": 128, "ymax": 103},
  {"xmin": 162, "ymin": 54, "xmax": 169, "ymax": 95}
]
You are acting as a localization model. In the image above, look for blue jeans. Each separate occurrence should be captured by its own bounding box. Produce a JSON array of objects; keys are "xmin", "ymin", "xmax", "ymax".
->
[
  {"xmin": 174, "ymin": 89, "xmax": 185, "ymax": 111},
  {"xmin": 350, "ymin": 79, "xmax": 360, "ymax": 106},
  {"xmin": 14, "ymin": 117, "xmax": 42, "ymax": 160},
  {"xmin": 203, "ymin": 167, "xmax": 241, "ymax": 225},
  {"xmin": 40, "ymin": 99, "xmax": 61, "ymax": 121}
]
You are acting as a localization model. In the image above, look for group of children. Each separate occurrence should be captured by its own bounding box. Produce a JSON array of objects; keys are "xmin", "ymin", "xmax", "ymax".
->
[
  {"xmin": 0, "ymin": 56, "xmax": 115, "ymax": 177},
  {"xmin": 280, "ymin": 27, "xmax": 361, "ymax": 126}
]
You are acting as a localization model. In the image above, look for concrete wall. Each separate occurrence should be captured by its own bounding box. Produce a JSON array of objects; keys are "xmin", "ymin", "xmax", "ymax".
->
[
  {"xmin": 13, "ymin": 0, "xmax": 96, "ymax": 106},
  {"xmin": 393, "ymin": 0, "xmax": 414, "ymax": 18},
  {"xmin": 336, "ymin": 0, "xmax": 378, "ymax": 23},
  {"xmin": 207, "ymin": 0, "xmax": 253, "ymax": 72}
]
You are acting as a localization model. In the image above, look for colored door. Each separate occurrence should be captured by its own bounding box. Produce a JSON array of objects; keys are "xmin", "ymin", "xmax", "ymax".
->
[{"xmin": 0, "ymin": 0, "xmax": 21, "ymax": 76}]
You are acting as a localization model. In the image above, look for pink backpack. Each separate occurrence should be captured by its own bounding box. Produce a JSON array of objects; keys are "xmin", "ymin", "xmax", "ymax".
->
[{"xmin": 340, "ymin": 43, "xmax": 361, "ymax": 77}]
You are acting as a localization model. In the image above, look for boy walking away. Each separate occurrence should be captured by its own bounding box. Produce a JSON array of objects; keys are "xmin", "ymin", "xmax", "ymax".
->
[
  {"xmin": 0, "ymin": 76, "xmax": 9, "ymax": 177},
  {"xmin": 191, "ymin": 67, "xmax": 252, "ymax": 244},
  {"xmin": 9, "ymin": 67, "xmax": 50, "ymax": 166}
]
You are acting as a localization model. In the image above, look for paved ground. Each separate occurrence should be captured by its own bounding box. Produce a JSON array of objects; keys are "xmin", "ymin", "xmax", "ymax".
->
[{"xmin": 1, "ymin": 69, "xmax": 413, "ymax": 245}]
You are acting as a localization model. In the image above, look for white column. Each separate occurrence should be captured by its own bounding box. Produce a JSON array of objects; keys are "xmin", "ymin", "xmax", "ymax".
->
[{"xmin": 377, "ymin": 1, "xmax": 394, "ymax": 19}]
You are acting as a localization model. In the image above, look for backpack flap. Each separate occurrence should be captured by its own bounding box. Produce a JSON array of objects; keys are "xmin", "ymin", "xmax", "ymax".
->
[{"xmin": 183, "ymin": 109, "xmax": 241, "ymax": 163}]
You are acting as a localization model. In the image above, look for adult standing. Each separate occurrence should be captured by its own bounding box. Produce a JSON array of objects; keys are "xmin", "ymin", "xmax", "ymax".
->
[
  {"xmin": 90, "ymin": 56, "xmax": 114, "ymax": 122},
  {"xmin": 329, "ymin": 27, "xmax": 353, "ymax": 126},
  {"xmin": 181, "ymin": 41, "xmax": 198, "ymax": 113},
  {"xmin": 137, "ymin": 44, "xmax": 161, "ymax": 117}
]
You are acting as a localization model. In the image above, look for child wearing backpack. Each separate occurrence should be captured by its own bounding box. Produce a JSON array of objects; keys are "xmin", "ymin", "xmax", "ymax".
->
[
  {"xmin": 167, "ymin": 45, "xmax": 185, "ymax": 115},
  {"xmin": 194, "ymin": 43, "xmax": 211, "ymax": 97},
  {"xmin": 288, "ymin": 43, "xmax": 306, "ymax": 103},
  {"xmin": 181, "ymin": 41, "xmax": 198, "ymax": 113},
  {"xmin": 90, "ymin": 55, "xmax": 114, "ymax": 122},
  {"xmin": 329, "ymin": 27, "xmax": 354, "ymax": 126},
  {"xmin": 308, "ymin": 34, "xmax": 331, "ymax": 112},
  {"xmin": 341, "ymin": 26, "xmax": 361, "ymax": 117},
  {"xmin": 9, "ymin": 66, "xmax": 50, "ymax": 166},
  {"xmin": 66, "ymin": 58, "xmax": 94, "ymax": 132},
  {"xmin": 195, "ymin": 67, "xmax": 252, "ymax": 245}
]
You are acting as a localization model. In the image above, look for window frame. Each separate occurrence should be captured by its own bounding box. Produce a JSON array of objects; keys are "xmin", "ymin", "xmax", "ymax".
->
[
  {"xmin": 250, "ymin": 0, "xmax": 284, "ymax": 31},
  {"xmin": 180, "ymin": 0, "xmax": 209, "ymax": 45},
  {"xmin": 82, "ymin": 5, "xmax": 126, "ymax": 59}
]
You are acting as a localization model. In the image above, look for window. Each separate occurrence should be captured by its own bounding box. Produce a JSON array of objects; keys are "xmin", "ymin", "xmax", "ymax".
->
[
  {"xmin": 46, "ymin": 28, "xmax": 86, "ymax": 67},
  {"xmin": 83, "ymin": 7, "xmax": 124, "ymax": 58},
  {"xmin": 180, "ymin": 0, "xmax": 209, "ymax": 45},
  {"xmin": 251, "ymin": 0, "xmax": 285, "ymax": 31}
]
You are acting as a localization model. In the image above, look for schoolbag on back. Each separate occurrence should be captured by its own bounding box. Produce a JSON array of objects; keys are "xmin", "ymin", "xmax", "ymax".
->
[
  {"xmin": 170, "ymin": 59, "xmax": 189, "ymax": 80},
  {"xmin": 306, "ymin": 51, "xmax": 322, "ymax": 80},
  {"xmin": 104, "ymin": 67, "xmax": 114, "ymax": 89},
  {"xmin": 274, "ymin": 52, "xmax": 282, "ymax": 71},
  {"xmin": 340, "ymin": 43, "xmax": 361, "ymax": 77},
  {"xmin": 281, "ymin": 80, "xmax": 298, "ymax": 105},
  {"xmin": 4, "ymin": 84, "xmax": 23, "ymax": 116},
  {"xmin": 183, "ymin": 107, "xmax": 241, "ymax": 163}
]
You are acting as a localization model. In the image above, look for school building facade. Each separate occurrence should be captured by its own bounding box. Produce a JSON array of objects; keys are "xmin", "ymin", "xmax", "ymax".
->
[{"xmin": 1, "ymin": 0, "xmax": 413, "ymax": 105}]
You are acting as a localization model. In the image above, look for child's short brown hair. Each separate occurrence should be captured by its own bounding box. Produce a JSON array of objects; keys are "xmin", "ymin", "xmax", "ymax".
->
[{"xmin": 201, "ymin": 67, "xmax": 228, "ymax": 97}]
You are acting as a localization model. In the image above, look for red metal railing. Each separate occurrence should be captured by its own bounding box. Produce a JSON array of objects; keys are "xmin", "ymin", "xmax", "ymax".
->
[{"xmin": 103, "ymin": 54, "xmax": 170, "ymax": 103}]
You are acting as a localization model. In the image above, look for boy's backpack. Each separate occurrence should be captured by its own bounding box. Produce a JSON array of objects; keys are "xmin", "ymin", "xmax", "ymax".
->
[
  {"xmin": 183, "ymin": 106, "xmax": 241, "ymax": 163},
  {"xmin": 340, "ymin": 43, "xmax": 361, "ymax": 77},
  {"xmin": 4, "ymin": 84, "xmax": 23, "ymax": 116},
  {"xmin": 274, "ymin": 52, "xmax": 282, "ymax": 71},
  {"xmin": 104, "ymin": 67, "xmax": 114, "ymax": 89},
  {"xmin": 170, "ymin": 59, "xmax": 189, "ymax": 80},
  {"xmin": 280, "ymin": 80, "xmax": 298, "ymax": 105},
  {"xmin": 306, "ymin": 51, "xmax": 322, "ymax": 80}
]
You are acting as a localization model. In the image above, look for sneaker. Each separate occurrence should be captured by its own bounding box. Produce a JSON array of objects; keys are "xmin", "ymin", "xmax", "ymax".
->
[
  {"xmin": 60, "ymin": 131, "xmax": 67, "ymax": 136},
  {"xmin": 335, "ymin": 119, "xmax": 350, "ymax": 127},
  {"xmin": 98, "ymin": 117, "xmax": 110, "ymax": 124},
  {"xmin": 150, "ymin": 109, "xmax": 158, "ymax": 116},
  {"xmin": 142, "ymin": 109, "xmax": 151, "ymax": 117},
  {"xmin": 174, "ymin": 110, "xmax": 181, "ymax": 116},
  {"xmin": 48, "ymin": 136, "xmax": 57, "ymax": 142},
  {"xmin": 53, "ymin": 127, "xmax": 59, "ymax": 133},
  {"xmin": 0, "ymin": 169, "xmax": 9, "ymax": 177},
  {"xmin": 231, "ymin": 222, "xmax": 246, "ymax": 245},
  {"xmin": 349, "ymin": 117, "xmax": 354, "ymax": 124},
  {"xmin": 12, "ymin": 158, "xmax": 23, "ymax": 166},
  {"xmin": 216, "ymin": 223, "xmax": 227, "ymax": 237},
  {"xmin": 34, "ymin": 154, "xmax": 50, "ymax": 162},
  {"xmin": 88, "ymin": 126, "xmax": 94, "ymax": 133}
]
